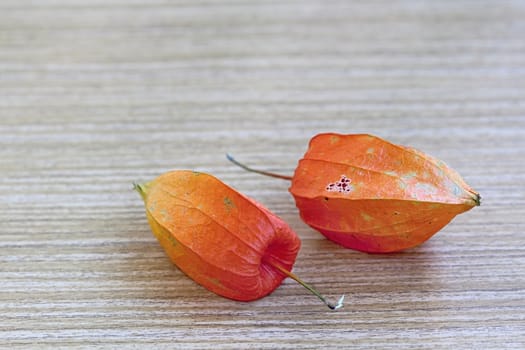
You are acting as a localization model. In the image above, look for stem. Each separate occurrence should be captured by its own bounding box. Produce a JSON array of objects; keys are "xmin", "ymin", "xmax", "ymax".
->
[
  {"xmin": 226, "ymin": 154, "xmax": 293, "ymax": 181},
  {"xmin": 269, "ymin": 261, "xmax": 344, "ymax": 310}
]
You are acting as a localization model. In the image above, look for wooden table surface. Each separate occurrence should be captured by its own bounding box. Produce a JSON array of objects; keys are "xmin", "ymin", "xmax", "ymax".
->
[{"xmin": 1, "ymin": 1, "xmax": 524, "ymax": 349}]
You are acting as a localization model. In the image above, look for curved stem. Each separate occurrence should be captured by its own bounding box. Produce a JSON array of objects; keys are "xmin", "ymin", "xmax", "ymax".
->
[
  {"xmin": 269, "ymin": 261, "xmax": 344, "ymax": 310},
  {"xmin": 226, "ymin": 154, "xmax": 293, "ymax": 181}
]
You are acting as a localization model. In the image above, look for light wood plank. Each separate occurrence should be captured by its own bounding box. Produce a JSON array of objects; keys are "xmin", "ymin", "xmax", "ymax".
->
[{"xmin": 1, "ymin": 1, "xmax": 524, "ymax": 349}]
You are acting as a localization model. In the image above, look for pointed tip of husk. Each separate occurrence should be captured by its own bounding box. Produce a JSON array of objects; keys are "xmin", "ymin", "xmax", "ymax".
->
[
  {"xmin": 473, "ymin": 192, "xmax": 481, "ymax": 206},
  {"xmin": 133, "ymin": 182, "xmax": 149, "ymax": 202},
  {"xmin": 465, "ymin": 188, "xmax": 481, "ymax": 207}
]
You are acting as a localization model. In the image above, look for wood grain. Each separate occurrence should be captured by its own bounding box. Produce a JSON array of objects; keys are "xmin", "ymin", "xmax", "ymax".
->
[{"xmin": 1, "ymin": 1, "xmax": 524, "ymax": 349}]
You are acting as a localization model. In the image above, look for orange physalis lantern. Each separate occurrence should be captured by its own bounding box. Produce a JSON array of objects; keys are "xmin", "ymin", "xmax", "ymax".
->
[
  {"xmin": 228, "ymin": 133, "xmax": 480, "ymax": 253},
  {"xmin": 135, "ymin": 170, "xmax": 343, "ymax": 309}
]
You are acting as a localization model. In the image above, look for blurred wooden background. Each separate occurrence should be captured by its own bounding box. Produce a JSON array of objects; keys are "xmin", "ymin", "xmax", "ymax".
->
[{"xmin": 1, "ymin": 1, "xmax": 524, "ymax": 349}]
